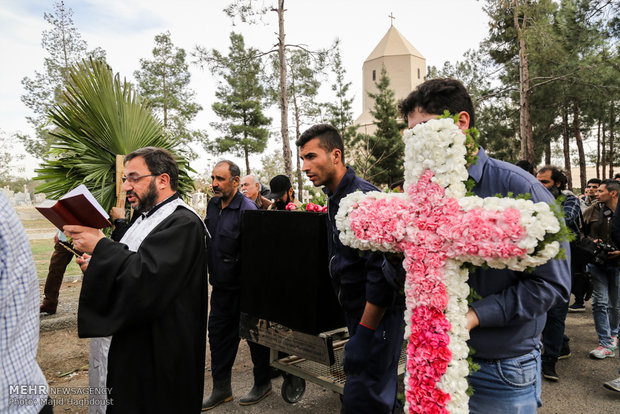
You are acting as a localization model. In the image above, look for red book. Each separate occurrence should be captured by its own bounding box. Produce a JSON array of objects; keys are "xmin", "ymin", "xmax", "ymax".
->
[{"xmin": 36, "ymin": 184, "xmax": 111, "ymax": 231}]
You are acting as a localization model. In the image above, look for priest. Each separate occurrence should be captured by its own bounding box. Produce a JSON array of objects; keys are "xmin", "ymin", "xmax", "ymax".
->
[{"xmin": 65, "ymin": 147, "xmax": 208, "ymax": 413}]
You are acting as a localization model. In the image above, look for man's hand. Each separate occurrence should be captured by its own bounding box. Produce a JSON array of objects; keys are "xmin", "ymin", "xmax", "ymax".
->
[
  {"xmin": 608, "ymin": 250, "xmax": 620, "ymax": 260},
  {"xmin": 76, "ymin": 253, "xmax": 91, "ymax": 273},
  {"xmin": 64, "ymin": 225, "xmax": 105, "ymax": 254},
  {"xmin": 465, "ymin": 307, "xmax": 480, "ymax": 331},
  {"xmin": 344, "ymin": 324, "xmax": 375, "ymax": 375},
  {"xmin": 109, "ymin": 207, "xmax": 126, "ymax": 221}
]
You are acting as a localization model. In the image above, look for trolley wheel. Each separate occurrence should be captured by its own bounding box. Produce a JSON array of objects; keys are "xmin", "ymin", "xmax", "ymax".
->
[{"xmin": 281, "ymin": 374, "xmax": 306, "ymax": 404}]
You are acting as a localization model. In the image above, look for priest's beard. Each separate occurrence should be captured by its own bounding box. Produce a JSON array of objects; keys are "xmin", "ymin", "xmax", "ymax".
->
[{"xmin": 128, "ymin": 179, "xmax": 159, "ymax": 212}]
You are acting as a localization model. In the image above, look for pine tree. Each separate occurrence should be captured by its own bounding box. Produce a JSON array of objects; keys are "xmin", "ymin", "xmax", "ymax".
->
[
  {"xmin": 324, "ymin": 42, "xmax": 357, "ymax": 146},
  {"xmin": 367, "ymin": 67, "xmax": 405, "ymax": 186},
  {"xmin": 134, "ymin": 31, "xmax": 205, "ymax": 157},
  {"xmin": 209, "ymin": 32, "xmax": 271, "ymax": 174},
  {"xmin": 20, "ymin": 1, "xmax": 106, "ymax": 157}
]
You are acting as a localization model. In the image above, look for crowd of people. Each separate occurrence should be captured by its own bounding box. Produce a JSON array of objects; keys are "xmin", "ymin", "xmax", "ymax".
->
[{"xmin": 1, "ymin": 78, "xmax": 619, "ymax": 414}]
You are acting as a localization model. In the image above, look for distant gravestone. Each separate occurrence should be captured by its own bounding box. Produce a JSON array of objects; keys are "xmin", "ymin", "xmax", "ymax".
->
[{"xmin": 22, "ymin": 184, "xmax": 32, "ymax": 206}]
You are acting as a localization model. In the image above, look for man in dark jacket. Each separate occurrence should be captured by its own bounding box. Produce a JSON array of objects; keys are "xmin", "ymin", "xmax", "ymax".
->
[
  {"xmin": 582, "ymin": 179, "xmax": 620, "ymax": 359},
  {"xmin": 297, "ymin": 124, "xmax": 404, "ymax": 414},
  {"xmin": 399, "ymin": 79, "xmax": 570, "ymax": 413},
  {"xmin": 202, "ymin": 161, "xmax": 272, "ymax": 410},
  {"xmin": 536, "ymin": 166, "xmax": 581, "ymax": 381}
]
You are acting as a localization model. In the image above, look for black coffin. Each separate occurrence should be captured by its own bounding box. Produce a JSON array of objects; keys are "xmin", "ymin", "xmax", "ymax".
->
[{"xmin": 240, "ymin": 210, "xmax": 345, "ymax": 335}]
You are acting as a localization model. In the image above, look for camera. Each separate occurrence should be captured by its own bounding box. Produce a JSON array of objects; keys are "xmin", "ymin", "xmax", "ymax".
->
[{"xmin": 591, "ymin": 241, "xmax": 616, "ymax": 266}]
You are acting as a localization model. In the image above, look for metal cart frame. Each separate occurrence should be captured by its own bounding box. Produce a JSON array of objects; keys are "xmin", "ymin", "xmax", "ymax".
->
[{"xmin": 239, "ymin": 313, "xmax": 406, "ymax": 404}]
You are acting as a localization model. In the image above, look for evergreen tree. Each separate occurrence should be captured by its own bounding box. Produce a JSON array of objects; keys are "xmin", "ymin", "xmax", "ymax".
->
[
  {"xmin": 209, "ymin": 32, "xmax": 271, "ymax": 174},
  {"xmin": 324, "ymin": 42, "xmax": 357, "ymax": 146},
  {"xmin": 0, "ymin": 130, "xmax": 24, "ymax": 186},
  {"xmin": 20, "ymin": 0, "xmax": 106, "ymax": 157},
  {"xmin": 134, "ymin": 31, "xmax": 205, "ymax": 157},
  {"xmin": 367, "ymin": 67, "xmax": 405, "ymax": 186},
  {"xmin": 266, "ymin": 48, "xmax": 322, "ymax": 201}
]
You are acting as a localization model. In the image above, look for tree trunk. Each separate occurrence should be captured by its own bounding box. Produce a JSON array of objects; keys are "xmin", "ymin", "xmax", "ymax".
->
[
  {"xmin": 602, "ymin": 121, "xmax": 607, "ymax": 179},
  {"xmin": 514, "ymin": 0, "xmax": 535, "ymax": 163},
  {"xmin": 276, "ymin": 0, "xmax": 293, "ymax": 182},
  {"xmin": 562, "ymin": 104, "xmax": 572, "ymax": 189},
  {"xmin": 596, "ymin": 117, "xmax": 601, "ymax": 178},
  {"xmin": 291, "ymin": 84, "xmax": 303, "ymax": 203},
  {"xmin": 163, "ymin": 73, "xmax": 168, "ymax": 128},
  {"xmin": 544, "ymin": 140, "xmax": 551, "ymax": 166},
  {"xmin": 610, "ymin": 103, "xmax": 615, "ymax": 178},
  {"xmin": 572, "ymin": 100, "xmax": 586, "ymax": 190},
  {"xmin": 245, "ymin": 147, "xmax": 250, "ymax": 175}
]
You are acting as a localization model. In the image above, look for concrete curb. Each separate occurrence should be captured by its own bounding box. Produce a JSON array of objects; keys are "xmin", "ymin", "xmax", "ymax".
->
[{"xmin": 40, "ymin": 315, "xmax": 77, "ymax": 332}]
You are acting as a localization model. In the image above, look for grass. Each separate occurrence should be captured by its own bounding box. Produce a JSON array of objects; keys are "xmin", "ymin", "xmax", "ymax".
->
[
  {"xmin": 30, "ymin": 239, "xmax": 83, "ymax": 280},
  {"xmin": 19, "ymin": 208, "xmax": 83, "ymax": 280}
]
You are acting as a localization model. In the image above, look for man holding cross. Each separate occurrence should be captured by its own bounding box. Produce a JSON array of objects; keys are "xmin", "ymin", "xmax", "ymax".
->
[
  {"xmin": 398, "ymin": 79, "xmax": 571, "ymax": 413},
  {"xmin": 297, "ymin": 124, "xmax": 405, "ymax": 414}
]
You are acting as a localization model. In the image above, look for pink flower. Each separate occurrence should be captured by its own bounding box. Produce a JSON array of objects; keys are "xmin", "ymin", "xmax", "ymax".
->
[{"xmin": 285, "ymin": 202, "xmax": 297, "ymax": 211}]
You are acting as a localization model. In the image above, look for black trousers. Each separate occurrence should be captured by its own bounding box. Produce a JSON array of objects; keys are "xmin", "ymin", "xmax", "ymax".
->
[{"xmin": 208, "ymin": 287, "xmax": 271, "ymax": 385}]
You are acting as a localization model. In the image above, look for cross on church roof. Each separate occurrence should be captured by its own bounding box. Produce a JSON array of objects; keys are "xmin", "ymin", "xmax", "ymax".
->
[{"xmin": 388, "ymin": 12, "xmax": 395, "ymax": 26}]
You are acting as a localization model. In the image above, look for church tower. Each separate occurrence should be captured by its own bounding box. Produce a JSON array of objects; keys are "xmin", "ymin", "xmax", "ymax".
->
[{"xmin": 354, "ymin": 24, "xmax": 426, "ymax": 134}]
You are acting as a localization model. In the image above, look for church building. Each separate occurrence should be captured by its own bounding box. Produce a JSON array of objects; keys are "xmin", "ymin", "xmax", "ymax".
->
[{"xmin": 354, "ymin": 24, "xmax": 426, "ymax": 135}]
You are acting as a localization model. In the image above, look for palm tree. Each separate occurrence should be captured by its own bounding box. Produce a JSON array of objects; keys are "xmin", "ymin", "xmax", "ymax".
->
[{"xmin": 35, "ymin": 58, "xmax": 195, "ymax": 213}]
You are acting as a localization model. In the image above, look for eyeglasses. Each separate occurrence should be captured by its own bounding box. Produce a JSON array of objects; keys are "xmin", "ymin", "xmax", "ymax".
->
[{"xmin": 121, "ymin": 174, "xmax": 158, "ymax": 183}]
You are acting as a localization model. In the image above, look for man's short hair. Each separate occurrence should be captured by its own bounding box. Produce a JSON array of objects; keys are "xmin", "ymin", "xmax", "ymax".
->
[
  {"xmin": 216, "ymin": 160, "xmax": 241, "ymax": 182},
  {"xmin": 614, "ymin": 173, "xmax": 620, "ymax": 180},
  {"xmin": 587, "ymin": 178, "xmax": 602, "ymax": 186},
  {"xmin": 601, "ymin": 179, "xmax": 620, "ymax": 195},
  {"xmin": 125, "ymin": 147, "xmax": 179, "ymax": 191},
  {"xmin": 296, "ymin": 124, "xmax": 345, "ymax": 164},
  {"xmin": 398, "ymin": 78, "xmax": 476, "ymax": 128},
  {"xmin": 515, "ymin": 160, "xmax": 535, "ymax": 176},
  {"xmin": 538, "ymin": 165, "xmax": 567, "ymax": 191}
]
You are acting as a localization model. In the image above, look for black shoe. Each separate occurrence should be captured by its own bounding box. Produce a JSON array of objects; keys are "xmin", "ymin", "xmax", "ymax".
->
[
  {"xmin": 559, "ymin": 342, "xmax": 571, "ymax": 360},
  {"xmin": 239, "ymin": 382, "xmax": 272, "ymax": 406},
  {"xmin": 202, "ymin": 378, "xmax": 232, "ymax": 411},
  {"xmin": 542, "ymin": 360, "xmax": 559, "ymax": 382},
  {"xmin": 568, "ymin": 302, "xmax": 585, "ymax": 312}
]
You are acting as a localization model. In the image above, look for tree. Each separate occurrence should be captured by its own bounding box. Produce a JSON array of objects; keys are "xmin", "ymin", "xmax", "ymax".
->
[
  {"xmin": 255, "ymin": 151, "xmax": 285, "ymax": 185},
  {"xmin": 324, "ymin": 41, "xmax": 357, "ymax": 146},
  {"xmin": 221, "ymin": 0, "xmax": 327, "ymax": 181},
  {"xmin": 267, "ymin": 48, "xmax": 322, "ymax": 201},
  {"xmin": 207, "ymin": 32, "xmax": 271, "ymax": 174},
  {"xmin": 366, "ymin": 67, "xmax": 405, "ymax": 186},
  {"xmin": 35, "ymin": 59, "xmax": 194, "ymax": 213},
  {"xmin": 0, "ymin": 130, "xmax": 25, "ymax": 187},
  {"xmin": 134, "ymin": 31, "xmax": 206, "ymax": 158},
  {"xmin": 20, "ymin": 1, "xmax": 105, "ymax": 158}
]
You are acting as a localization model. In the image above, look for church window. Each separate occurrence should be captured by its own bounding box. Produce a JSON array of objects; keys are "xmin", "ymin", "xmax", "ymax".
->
[
  {"xmin": 417, "ymin": 68, "xmax": 421, "ymax": 79},
  {"xmin": 372, "ymin": 70, "xmax": 376, "ymax": 81}
]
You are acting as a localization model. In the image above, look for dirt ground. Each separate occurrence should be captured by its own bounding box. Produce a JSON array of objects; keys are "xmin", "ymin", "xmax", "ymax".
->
[{"xmin": 37, "ymin": 278, "xmax": 620, "ymax": 413}]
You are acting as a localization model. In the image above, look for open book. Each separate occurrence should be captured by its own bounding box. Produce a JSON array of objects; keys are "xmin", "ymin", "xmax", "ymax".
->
[{"xmin": 36, "ymin": 184, "xmax": 111, "ymax": 230}]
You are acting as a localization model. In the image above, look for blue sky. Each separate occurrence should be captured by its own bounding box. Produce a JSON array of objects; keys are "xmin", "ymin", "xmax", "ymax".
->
[{"xmin": 0, "ymin": 0, "xmax": 490, "ymax": 177}]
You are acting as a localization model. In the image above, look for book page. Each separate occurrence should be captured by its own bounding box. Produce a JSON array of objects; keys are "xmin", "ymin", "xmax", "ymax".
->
[{"xmin": 62, "ymin": 184, "xmax": 109, "ymax": 219}]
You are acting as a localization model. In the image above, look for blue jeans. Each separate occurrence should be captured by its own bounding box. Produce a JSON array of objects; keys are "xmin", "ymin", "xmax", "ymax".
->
[
  {"xmin": 468, "ymin": 349, "xmax": 541, "ymax": 414},
  {"xmin": 588, "ymin": 263, "xmax": 620, "ymax": 348}
]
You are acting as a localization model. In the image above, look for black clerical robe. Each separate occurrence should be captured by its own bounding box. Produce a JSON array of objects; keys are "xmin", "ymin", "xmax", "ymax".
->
[{"xmin": 78, "ymin": 207, "xmax": 208, "ymax": 414}]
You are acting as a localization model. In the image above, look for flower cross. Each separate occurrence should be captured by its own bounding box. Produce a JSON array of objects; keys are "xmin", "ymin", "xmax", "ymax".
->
[{"xmin": 336, "ymin": 118, "xmax": 562, "ymax": 414}]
